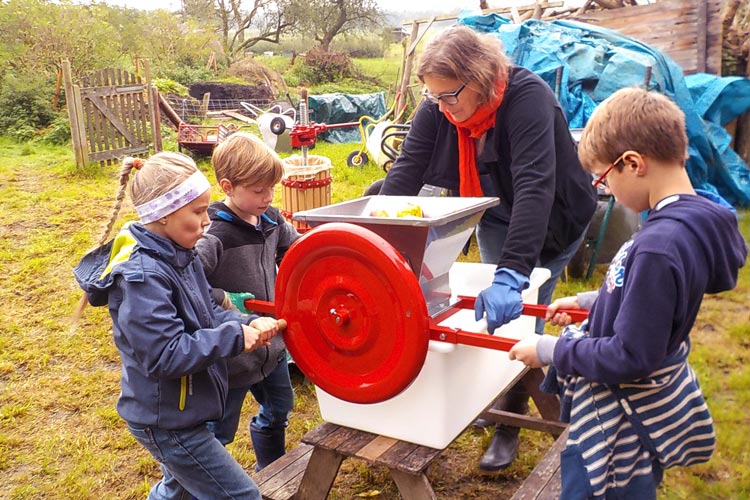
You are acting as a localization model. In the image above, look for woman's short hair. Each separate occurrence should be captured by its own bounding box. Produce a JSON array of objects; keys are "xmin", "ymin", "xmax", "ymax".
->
[{"xmin": 416, "ymin": 25, "xmax": 511, "ymax": 103}]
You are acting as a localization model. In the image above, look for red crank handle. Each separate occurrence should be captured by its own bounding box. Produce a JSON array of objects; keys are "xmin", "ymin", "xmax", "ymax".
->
[
  {"xmin": 244, "ymin": 298, "xmax": 276, "ymax": 315},
  {"xmin": 243, "ymin": 299, "xmax": 286, "ymax": 331},
  {"xmin": 522, "ymin": 304, "xmax": 588, "ymax": 323},
  {"xmin": 454, "ymin": 296, "xmax": 589, "ymax": 323}
]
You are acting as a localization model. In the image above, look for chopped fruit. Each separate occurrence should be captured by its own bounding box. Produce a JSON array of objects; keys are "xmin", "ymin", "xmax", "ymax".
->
[{"xmin": 396, "ymin": 203, "xmax": 423, "ymax": 218}]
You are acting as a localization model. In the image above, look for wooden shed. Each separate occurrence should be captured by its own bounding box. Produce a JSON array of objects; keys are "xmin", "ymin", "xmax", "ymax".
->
[{"xmin": 569, "ymin": 0, "xmax": 723, "ymax": 76}]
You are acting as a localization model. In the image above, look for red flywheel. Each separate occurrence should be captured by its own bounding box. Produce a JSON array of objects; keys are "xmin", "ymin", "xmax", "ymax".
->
[{"xmin": 275, "ymin": 222, "xmax": 430, "ymax": 404}]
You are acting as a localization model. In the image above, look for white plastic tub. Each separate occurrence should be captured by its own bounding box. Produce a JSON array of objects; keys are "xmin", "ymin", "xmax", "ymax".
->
[{"xmin": 315, "ymin": 262, "xmax": 551, "ymax": 449}]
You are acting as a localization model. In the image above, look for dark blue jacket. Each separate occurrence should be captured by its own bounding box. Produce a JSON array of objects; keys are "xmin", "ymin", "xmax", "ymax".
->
[
  {"xmin": 554, "ymin": 194, "xmax": 747, "ymax": 384},
  {"xmin": 74, "ymin": 222, "xmax": 254, "ymax": 429}
]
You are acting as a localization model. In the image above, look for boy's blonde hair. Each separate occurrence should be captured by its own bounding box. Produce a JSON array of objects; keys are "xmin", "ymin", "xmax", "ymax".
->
[
  {"xmin": 417, "ymin": 25, "xmax": 511, "ymax": 104},
  {"xmin": 212, "ymin": 132, "xmax": 285, "ymax": 187},
  {"xmin": 578, "ymin": 87, "xmax": 688, "ymax": 172}
]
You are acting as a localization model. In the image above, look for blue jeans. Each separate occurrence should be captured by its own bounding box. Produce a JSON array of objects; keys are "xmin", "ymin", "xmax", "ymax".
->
[
  {"xmin": 476, "ymin": 217, "xmax": 587, "ymax": 333},
  {"xmin": 209, "ymin": 360, "xmax": 294, "ymax": 445},
  {"xmin": 127, "ymin": 422, "xmax": 261, "ymax": 500}
]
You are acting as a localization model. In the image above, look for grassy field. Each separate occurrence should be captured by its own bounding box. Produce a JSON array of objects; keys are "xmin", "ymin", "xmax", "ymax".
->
[{"xmin": 0, "ymin": 134, "xmax": 748, "ymax": 500}]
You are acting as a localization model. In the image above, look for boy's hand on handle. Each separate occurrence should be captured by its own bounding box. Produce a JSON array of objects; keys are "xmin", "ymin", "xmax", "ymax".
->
[
  {"xmin": 545, "ymin": 296, "xmax": 580, "ymax": 326},
  {"xmin": 508, "ymin": 334, "xmax": 543, "ymax": 368},
  {"xmin": 242, "ymin": 317, "xmax": 286, "ymax": 352},
  {"xmin": 474, "ymin": 267, "xmax": 530, "ymax": 334}
]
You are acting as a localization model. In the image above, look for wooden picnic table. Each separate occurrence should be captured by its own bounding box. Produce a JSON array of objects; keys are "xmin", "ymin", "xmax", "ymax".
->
[{"xmin": 255, "ymin": 366, "xmax": 567, "ymax": 500}]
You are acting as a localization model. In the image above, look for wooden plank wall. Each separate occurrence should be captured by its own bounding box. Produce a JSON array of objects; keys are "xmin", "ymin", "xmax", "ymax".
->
[{"xmin": 570, "ymin": 0, "xmax": 722, "ymax": 76}]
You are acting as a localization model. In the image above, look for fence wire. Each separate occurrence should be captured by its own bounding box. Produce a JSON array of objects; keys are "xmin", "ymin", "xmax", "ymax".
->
[{"xmin": 165, "ymin": 96, "xmax": 274, "ymax": 123}]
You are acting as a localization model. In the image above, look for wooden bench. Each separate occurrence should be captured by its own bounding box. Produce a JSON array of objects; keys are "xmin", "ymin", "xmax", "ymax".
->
[
  {"xmin": 254, "ymin": 442, "xmax": 314, "ymax": 500},
  {"xmin": 254, "ymin": 423, "xmax": 443, "ymax": 500},
  {"xmin": 298, "ymin": 422, "xmax": 443, "ymax": 500},
  {"xmin": 509, "ymin": 428, "xmax": 568, "ymax": 500}
]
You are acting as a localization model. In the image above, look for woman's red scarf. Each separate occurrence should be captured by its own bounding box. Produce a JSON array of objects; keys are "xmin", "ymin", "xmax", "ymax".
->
[{"xmin": 444, "ymin": 79, "xmax": 507, "ymax": 197}]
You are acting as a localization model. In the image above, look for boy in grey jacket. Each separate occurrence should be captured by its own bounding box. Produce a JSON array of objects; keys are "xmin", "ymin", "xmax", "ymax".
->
[{"xmin": 196, "ymin": 132, "xmax": 299, "ymax": 471}]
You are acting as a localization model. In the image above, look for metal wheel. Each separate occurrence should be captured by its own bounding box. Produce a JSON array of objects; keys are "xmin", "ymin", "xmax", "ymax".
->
[
  {"xmin": 270, "ymin": 116, "xmax": 286, "ymax": 135},
  {"xmin": 346, "ymin": 150, "xmax": 368, "ymax": 167}
]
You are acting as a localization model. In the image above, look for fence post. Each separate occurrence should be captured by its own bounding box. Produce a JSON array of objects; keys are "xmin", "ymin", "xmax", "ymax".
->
[
  {"xmin": 62, "ymin": 60, "xmax": 88, "ymax": 168},
  {"xmin": 142, "ymin": 59, "xmax": 162, "ymax": 153}
]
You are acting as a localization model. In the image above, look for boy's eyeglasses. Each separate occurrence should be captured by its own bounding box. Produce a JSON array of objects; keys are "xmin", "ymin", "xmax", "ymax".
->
[
  {"xmin": 422, "ymin": 84, "xmax": 466, "ymax": 105},
  {"xmin": 592, "ymin": 151, "xmax": 628, "ymax": 188}
]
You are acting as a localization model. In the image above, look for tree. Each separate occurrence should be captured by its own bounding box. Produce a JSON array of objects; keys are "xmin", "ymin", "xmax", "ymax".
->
[
  {"xmin": 0, "ymin": 0, "xmax": 122, "ymax": 79},
  {"xmin": 211, "ymin": 0, "xmax": 295, "ymax": 65},
  {"xmin": 290, "ymin": 0, "xmax": 382, "ymax": 51}
]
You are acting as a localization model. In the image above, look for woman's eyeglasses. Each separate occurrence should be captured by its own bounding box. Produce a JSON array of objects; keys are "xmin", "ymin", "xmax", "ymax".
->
[
  {"xmin": 422, "ymin": 84, "xmax": 466, "ymax": 105},
  {"xmin": 592, "ymin": 151, "xmax": 629, "ymax": 188}
]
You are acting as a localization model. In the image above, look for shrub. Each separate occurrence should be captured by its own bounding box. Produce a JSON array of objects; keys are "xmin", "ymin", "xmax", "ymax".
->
[
  {"xmin": 0, "ymin": 74, "xmax": 56, "ymax": 137},
  {"xmin": 39, "ymin": 115, "xmax": 71, "ymax": 145},
  {"xmin": 159, "ymin": 65, "xmax": 217, "ymax": 87},
  {"xmin": 331, "ymin": 34, "xmax": 385, "ymax": 58},
  {"xmin": 288, "ymin": 49, "xmax": 355, "ymax": 86},
  {"xmin": 153, "ymin": 78, "xmax": 189, "ymax": 97}
]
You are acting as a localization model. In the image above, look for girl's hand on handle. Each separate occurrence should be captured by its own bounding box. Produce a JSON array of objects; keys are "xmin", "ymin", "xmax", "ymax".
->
[
  {"xmin": 241, "ymin": 324, "xmax": 264, "ymax": 352},
  {"xmin": 545, "ymin": 296, "xmax": 580, "ymax": 326},
  {"xmin": 242, "ymin": 317, "xmax": 287, "ymax": 352}
]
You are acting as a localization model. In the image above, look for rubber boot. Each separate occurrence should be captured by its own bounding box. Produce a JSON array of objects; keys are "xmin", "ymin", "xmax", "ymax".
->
[
  {"xmin": 478, "ymin": 386, "xmax": 530, "ymax": 473},
  {"xmin": 473, "ymin": 396, "xmax": 503, "ymax": 429},
  {"xmin": 250, "ymin": 425, "xmax": 286, "ymax": 472}
]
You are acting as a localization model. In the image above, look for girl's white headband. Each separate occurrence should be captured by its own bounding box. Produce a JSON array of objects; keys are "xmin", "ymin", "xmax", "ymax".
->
[{"xmin": 135, "ymin": 171, "xmax": 211, "ymax": 224}]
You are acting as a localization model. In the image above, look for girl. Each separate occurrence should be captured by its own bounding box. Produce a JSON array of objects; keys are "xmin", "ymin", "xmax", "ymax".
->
[{"xmin": 74, "ymin": 152, "xmax": 280, "ymax": 500}]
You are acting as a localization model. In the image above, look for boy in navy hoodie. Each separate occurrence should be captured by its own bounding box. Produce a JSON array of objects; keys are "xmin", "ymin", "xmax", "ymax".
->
[{"xmin": 509, "ymin": 88, "xmax": 747, "ymax": 499}]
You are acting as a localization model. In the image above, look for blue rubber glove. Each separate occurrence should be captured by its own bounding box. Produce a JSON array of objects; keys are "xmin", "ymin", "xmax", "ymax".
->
[
  {"xmin": 474, "ymin": 267, "xmax": 530, "ymax": 335},
  {"xmin": 226, "ymin": 291, "xmax": 255, "ymax": 314}
]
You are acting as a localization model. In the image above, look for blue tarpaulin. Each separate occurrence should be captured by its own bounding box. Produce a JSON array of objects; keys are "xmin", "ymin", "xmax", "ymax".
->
[
  {"xmin": 307, "ymin": 92, "xmax": 386, "ymax": 144},
  {"xmin": 460, "ymin": 13, "xmax": 750, "ymax": 207}
]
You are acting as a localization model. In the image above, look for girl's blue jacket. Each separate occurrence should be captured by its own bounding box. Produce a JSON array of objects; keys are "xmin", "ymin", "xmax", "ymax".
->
[{"xmin": 74, "ymin": 222, "xmax": 255, "ymax": 429}]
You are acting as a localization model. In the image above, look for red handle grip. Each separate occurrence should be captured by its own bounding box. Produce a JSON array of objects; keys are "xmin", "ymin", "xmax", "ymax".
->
[{"xmin": 522, "ymin": 304, "xmax": 589, "ymax": 323}]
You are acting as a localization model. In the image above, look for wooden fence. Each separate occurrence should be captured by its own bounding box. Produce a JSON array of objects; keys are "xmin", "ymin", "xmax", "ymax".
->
[{"xmin": 63, "ymin": 60, "xmax": 162, "ymax": 168}]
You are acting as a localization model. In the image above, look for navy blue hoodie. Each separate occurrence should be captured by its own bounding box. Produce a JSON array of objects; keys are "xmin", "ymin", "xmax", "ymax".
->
[
  {"xmin": 74, "ymin": 223, "xmax": 255, "ymax": 429},
  {"xmin": 553, "ymin": 194, "xmax": 747, "ymax": 384}
]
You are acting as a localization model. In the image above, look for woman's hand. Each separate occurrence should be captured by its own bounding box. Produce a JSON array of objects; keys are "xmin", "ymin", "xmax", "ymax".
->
[{"xmin": 545, "ymin": 296, "xmax": 580, "ymax": 326}]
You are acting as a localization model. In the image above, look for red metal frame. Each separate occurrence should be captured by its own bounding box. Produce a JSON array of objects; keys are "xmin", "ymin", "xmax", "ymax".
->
[
  {"xmin": 289, "ymin": 121, "xmax": 359, "ymax": 148},
  {"xmin": 246, "ymin": 294, "xmax": 589, "ymax": 354}
]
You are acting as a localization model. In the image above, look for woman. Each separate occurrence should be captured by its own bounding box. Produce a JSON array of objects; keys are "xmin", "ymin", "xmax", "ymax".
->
[{"xmin": 380, "ymin": 25, "xmax": 597, "ymax": 473}]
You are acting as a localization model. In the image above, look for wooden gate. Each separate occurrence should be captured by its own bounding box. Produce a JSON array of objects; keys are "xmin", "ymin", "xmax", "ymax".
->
[{"xmin": 63, "ymin": 60, "xmax": 162, "ymax": 167}]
